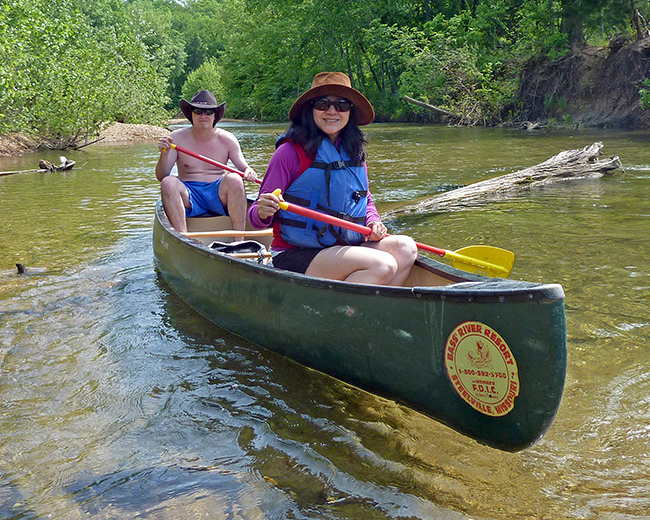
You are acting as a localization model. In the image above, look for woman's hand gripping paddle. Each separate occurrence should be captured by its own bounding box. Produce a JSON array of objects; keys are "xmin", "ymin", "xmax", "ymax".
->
[{"xmin": 271, "ymin": 189, "xmax": 514, "ymax": 278}]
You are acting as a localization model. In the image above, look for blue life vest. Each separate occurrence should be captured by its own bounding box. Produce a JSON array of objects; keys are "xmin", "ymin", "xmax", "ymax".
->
[{"xmin": 278, "ymin": 139, "xmax": 368, "ymax": 248}]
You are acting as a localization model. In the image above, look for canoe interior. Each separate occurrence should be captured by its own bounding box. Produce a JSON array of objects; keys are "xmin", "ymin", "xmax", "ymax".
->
[
  {"xmin": 184, "ymin": 213, "xmax": 465, "ymax": 288},
  {"xmin": 154, "ymin": 202, "xmax": 568, "ymax": 452}
]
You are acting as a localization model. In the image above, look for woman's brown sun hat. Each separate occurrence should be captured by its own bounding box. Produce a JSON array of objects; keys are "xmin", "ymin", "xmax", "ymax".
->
[
  {"xmin": 289, "ymin": 72, "xmax": 375, "ymax": 125},
  {"xmin": 180, "ymin": 89, "xmax": 226, "ymax": 126}
]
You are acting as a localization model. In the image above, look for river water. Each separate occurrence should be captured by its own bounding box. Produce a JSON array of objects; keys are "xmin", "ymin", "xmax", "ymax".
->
[{"xmin": 1, "ymin": 123, "xmax": 649, "ymax": 519}]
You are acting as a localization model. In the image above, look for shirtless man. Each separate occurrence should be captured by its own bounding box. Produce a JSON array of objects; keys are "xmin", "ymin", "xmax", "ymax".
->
[{"xmin": 156, "ymin": 89, "xmax": 257, "ymax": 234}]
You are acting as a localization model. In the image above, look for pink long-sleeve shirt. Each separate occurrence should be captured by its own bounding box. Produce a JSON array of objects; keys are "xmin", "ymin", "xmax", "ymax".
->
[{"xmin": 248, "ymin": 141, "xmax": 381, "ymax": 251}]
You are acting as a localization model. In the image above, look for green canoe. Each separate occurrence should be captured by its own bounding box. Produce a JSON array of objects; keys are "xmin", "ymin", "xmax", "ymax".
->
[{"xmin": 153, "ymin": 201, "xmax": 567, "ymax": 452}]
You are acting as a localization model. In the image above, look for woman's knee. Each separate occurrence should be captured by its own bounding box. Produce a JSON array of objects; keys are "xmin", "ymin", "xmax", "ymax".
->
[
  {"xmin": 387, "ymin": 235, "xmax": 418, "ymax": 264},
  {"xmin": 401, "ymin": 236, "xmax": 419, "ymax": 262},
  {"xmin": 371, "ymin": 253, "xmax": 399, "ymax": 283}
]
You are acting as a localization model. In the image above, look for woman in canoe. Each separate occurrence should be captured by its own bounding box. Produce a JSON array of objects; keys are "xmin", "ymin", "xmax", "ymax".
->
[{"xmin": 248, "ymin": 72, "xmax": 418, "ymax": 285}]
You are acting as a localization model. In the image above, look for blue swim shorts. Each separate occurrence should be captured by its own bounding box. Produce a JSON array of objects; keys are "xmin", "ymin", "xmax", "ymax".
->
[{"xmin": 182, "ymin": 179, "xmax": 228, "ymax": 218}]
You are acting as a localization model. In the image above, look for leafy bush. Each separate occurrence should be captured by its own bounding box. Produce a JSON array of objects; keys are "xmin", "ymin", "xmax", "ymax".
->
[
  {"xmin": 0, "ymin": 0, "xmax": 171, "ymax": 144},
  {"xmin": 182, "ymin": 58, "xmax": 225, "ymax": 105},
  {"xmin": 640, "ymin": 79, "xmax": 650, "ymax": 109}
]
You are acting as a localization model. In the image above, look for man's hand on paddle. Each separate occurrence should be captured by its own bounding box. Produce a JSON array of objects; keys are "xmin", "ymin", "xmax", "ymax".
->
[
  {"xmin": 242, "ymin": 166, "xmax": 258, "ymax": 183},
  {"xmin": 158, "ymin": 136, "xmax": 173, "ymax": 153}
]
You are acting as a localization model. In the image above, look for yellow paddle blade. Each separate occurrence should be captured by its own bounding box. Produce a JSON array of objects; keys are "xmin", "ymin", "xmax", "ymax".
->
[{"xmin": 449, "ymin": 245, "xmax": 515, "ymax": 278}]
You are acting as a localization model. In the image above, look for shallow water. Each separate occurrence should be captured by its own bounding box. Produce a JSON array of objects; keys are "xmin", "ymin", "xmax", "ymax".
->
[{"xmin": 1, "ymin": 124, "xmax": 649, "ymax": 519}]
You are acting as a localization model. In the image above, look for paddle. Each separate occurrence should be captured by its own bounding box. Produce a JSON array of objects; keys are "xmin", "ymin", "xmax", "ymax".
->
[
  {"xmin": 167, "ymin": 143, "xmax": 262, "ymax": 184},
  {"xmin": 271, "ymin": 189, "xmax": 514, "ymax": 278}
]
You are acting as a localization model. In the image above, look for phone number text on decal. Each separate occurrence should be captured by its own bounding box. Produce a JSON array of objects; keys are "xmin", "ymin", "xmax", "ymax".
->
[{"xmin": 459, "ymin": 369, "xmax": 507, "ymax": 378}]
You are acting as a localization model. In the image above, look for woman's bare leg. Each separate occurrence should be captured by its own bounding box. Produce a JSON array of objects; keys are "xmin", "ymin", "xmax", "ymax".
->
[{"xmin": 305, "ymin": 235, "xmax": 417, "ymax": 286}]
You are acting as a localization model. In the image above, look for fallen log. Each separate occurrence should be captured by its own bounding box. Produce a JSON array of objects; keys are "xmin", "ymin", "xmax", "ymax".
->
[
  {"xmin": 1, "ymin": 156, "xmax": 76, "ymax": 177},
  {"xmin": 0, "ymin": 168, "xmax": 47, "ymax": 177},
  {"xmin": 404, "ymin": 95, "xmax": 461, "ymax": 121},
  {"xmin": 382, "ymin": 142, "xmax": 621, "ymax": 219},
  {"xmin": 39, "ymin": 156, "xmax": 76, "ymax": 171}
]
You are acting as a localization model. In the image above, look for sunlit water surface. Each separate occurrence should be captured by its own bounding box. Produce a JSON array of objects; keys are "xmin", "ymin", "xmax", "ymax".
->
[{"xmin": 1, "ymin": 124, "xmax": 649, "ymax": 519}]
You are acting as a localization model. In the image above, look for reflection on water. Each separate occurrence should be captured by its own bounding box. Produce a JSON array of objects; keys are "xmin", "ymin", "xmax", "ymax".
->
[{"xmin": 1, "ymin": 125, "xmax": 650, "ymax": 519}]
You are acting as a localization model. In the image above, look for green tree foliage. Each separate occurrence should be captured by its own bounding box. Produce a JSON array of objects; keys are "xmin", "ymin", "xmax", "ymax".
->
[
  {"xmin": 2, "ymin": 0, "xmax": 649, "ymax": 141},
  {"xmin": 0, "ymin": 0, "xmax": 173, "ymax": 142},
  {"xmin": 168, "ymin": 0, "xmax": 242, "ymax": 106},
  {"xmin": 125, "ymin": 0, "xmax": 188, "ymax": 110},
  {"xmin": 641, "ymin": 79, "xmax": 650, "ymax": 108},
  {"xmin": 182, "ymin": 57, "xmax": 225, "ymax": 103},
  {"xmin": 220, "ymin": 0, "xmax": 430, "ymax": 120}
]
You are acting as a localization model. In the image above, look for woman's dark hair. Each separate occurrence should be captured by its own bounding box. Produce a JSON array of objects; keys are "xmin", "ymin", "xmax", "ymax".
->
[{"xmin": 277, "ymin": 103, "xmax": 368, "ymax": 161}]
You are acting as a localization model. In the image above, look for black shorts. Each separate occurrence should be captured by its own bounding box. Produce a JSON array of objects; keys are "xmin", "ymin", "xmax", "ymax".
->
[{"xmin": 272, "ymin": 247, "xmax": 322, "ymax": 274}]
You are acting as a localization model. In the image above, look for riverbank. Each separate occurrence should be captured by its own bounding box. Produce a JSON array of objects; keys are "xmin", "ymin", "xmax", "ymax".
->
[
  {"xmin": 0, "ymin": 119, "xmax": 257, "ymax": 157},
  {"xmin": 0, "ymin": 123, "xmax": 172, "ymax": 157},
  {"xmin": 0, "ymin": 134, "xmax": 42, "ymax": 157},
  {"xmin": 519, "ymin": 38, "xmax": 650, "ymax": 128}
]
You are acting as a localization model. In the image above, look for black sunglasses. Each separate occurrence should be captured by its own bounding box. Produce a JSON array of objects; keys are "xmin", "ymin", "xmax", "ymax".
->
[
  {"xmin": 192, "ymin": 107, "xmax": 216, "ymax": 116},
  {"xmin": 311, "ymin": 98, "xmax": 353, "ymax": 112}
]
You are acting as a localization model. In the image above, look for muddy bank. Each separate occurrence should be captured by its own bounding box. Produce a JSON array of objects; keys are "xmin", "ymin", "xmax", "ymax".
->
[
  {"xmin": 0, "ymin": 119, "xmax": 253, "ymax": 157},
  {"xmin": 519, "ymin": 37, "xmax": 650, "ymax": 129},
  {"xmin": 0, "ymin": 134, "xmax": 43, "ymax": 157},
  {"xmin": 0, "ymin": 123, "xmax": 171, "ymax": 157}
]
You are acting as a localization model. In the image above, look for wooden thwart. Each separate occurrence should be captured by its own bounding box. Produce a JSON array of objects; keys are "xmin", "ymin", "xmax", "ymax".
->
[
  {"xmin": 229, "ymin": 252, "xmax": 272, "ymax": 259},
  {"xmin": 184, "ymin": 229, "xmax": 273, "ymax": 239}
]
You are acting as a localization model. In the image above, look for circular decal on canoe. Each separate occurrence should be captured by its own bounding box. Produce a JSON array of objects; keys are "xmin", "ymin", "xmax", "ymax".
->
[{"xmin": 445, "ymin": 321, "xmax": 519, "ymax": 417}]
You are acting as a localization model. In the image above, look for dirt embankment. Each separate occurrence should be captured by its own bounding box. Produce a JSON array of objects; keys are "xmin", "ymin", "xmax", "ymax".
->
[
  {"xmin": 97, "ymin": 122, "xmax": 171, "ymax": 143},
  {"xmin": 518, "ymin": 37, "xmax": 650, "ymax": 128},
  {"xmin": 0, "ymin": 123, "xmax": 171, "ymax": 157},
  {"xmin": 0, "ymin": 134, "xmax": 43, "ymax": 157}
]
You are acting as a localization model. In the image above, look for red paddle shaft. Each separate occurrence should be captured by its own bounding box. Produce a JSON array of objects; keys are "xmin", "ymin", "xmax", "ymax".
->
[
  {"xmin": 272, "ymin": 189, "xmax": 447, "ymax": 258},
  {"xmin": 272, "ymin": 189, "xmax": 511, "ymax": 276},
  {"xmin": 170, "ymin": 143, "xmax": 262, "ymax": 184}
]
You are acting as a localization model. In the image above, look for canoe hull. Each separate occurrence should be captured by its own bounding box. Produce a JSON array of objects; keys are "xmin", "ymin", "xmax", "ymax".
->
[{"xmin": 153, "ymin": 203, "xmax": 567, "ymax": 451}]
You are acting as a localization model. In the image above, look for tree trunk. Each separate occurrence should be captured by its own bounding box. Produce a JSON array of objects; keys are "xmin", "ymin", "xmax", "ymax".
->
[
  {"xmin": 561, "ymin": 0, "xmax": 586, "ymax": 48},
  {"xmin": 382, "ymin": 142, "xmax": 621, "ymax": 219},
  {"xmin": 630, "ymin": 0, "xmax": 646, "ymax": 41}
]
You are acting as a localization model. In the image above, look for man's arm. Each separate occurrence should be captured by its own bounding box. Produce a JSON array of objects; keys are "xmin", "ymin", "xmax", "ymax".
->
[
  {"xmin": 155, "ymin": 135, "xmax": 178, "ymax": 181},
  {"xmin": 223, "ymin": 132, "xmax": 258, "ymax": 182}
]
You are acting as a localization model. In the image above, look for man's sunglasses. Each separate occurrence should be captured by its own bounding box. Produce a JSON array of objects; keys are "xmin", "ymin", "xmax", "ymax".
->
[
  {"xmin": 192, "ymin": 107, "xmax": 216, "ymax": 116},
  {"xmin": 311, "ymin": 98, "xmax": 353, "ymax": 112}
]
